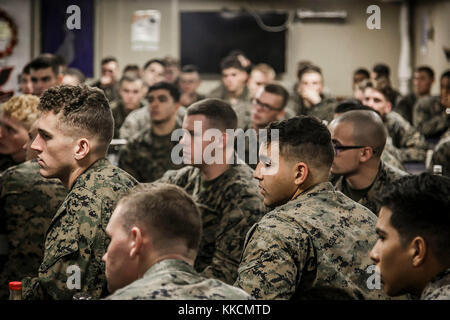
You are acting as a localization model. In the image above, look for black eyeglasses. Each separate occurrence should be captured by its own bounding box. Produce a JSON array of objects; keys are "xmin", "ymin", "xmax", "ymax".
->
[
  {"xmin": 252, "ymin": 98, "xmax": 283, "ymax": 112},
  {"xmin": 332, "ymin": 141, "xmax": 377, "ymax": 156}
]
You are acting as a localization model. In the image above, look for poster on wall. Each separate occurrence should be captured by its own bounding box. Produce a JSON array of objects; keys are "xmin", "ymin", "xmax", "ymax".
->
[{"xmin": 131, "ymin": 10, "xmax": 160, "ymax": 51}]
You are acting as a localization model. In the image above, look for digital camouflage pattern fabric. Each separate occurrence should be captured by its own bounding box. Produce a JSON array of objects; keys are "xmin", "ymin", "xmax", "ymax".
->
[
  {"xmin": 289, "ymin": 93, "xmax": 337, "ymax": 125},
  {"xmin": 333, "ymin": 161, "xmax": 408, "ymax": 215},
  {"xmin": 0, "ymin": 160, "xmax": 67, "ymax": 299},
  {"xmin": 110, "ymin": 100, "xmax": 146, "ymax": 139},
  {"xmin": 382, "ymin": 138, "xmax": 406, "ymax": 170},
  {"xmin": 119, "ymin": 105, "xmax": 186, "ymax": 141},
  {"xmin": 21, "ymin": 158, "xmax": 138, "ymax": 300},
  {"xmin": 420, "ymin": 268, "xmax": 450, "ymax": 300},
  {"xmin": 235, "ymin": 182, "xmax": 387, "ymax": 300},
  {"xmin": 384, "ymin": 111, "xmax": 428, "ymax": 163},
  {"xmin": 413, "ymin": 96, "xmax": 450, "ymax": 139},
  {"xmin": 394, "ymin": 92, "xmax": 417, "ymax": 125},
  {"xmin": 118, "ymin": 123, "xmax": 183, "ymax": 182},
  {"xmin": 104, "ymin": 259, "xmax": 252, "ymax": 300},
  {"xmin": 158, "ymin": 163, "xmax": 266, "ymax": 285},
  {"xmin": 430, "ymin": 130, "xmax": 450, "ymax": 177}
]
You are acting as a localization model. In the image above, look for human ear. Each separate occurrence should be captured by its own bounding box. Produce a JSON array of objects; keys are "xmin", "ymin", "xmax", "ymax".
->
[
  {"xmin": 74, "ymin": 138, "xmax": 90, "ymax": 160},
  {"xmin": 410, "ymin": 236, "xmax": 427, "ymax": 268},
  {"xmin": 294, "ymin": 162, "xmax": 309, "ymax": 186},
  {"xmin": 130, "ymin": 227, "xmax": 143, "ymax": 258}
]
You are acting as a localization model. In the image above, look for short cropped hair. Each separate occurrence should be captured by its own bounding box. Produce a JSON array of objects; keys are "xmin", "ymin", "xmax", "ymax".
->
[
  {"xmin": 298, "ymin": 65, "xmax": 322, "ymax": 81},
  {"xmin": 366, "ymin": 80, "xmax": 396, "ymax": 105},
  {"xmin": 143, "ymin": 59, "xmax": 165, "ymax": 71},
  {"xmin": 29, "ymin": 54, "xmax": 60, "ymax": 76},
  {"xmin": 251, "ymin": 63, "xmax": 276, "ymax": 80},
  {"xmin": 122, "ymin": 64, "xmax": 140, "ymax": 76},
  {"xmin": 264, "ymin": 83, "xmax": 289, "ymax": 109},
  {"xmin": 265, "ymin": 116, "xmax": 334, "ymax": 171},
  {"xmin": 187, "ymin": 98, "xmax": 237, "ymax": 131},
  {"xmin": 1, "ymin": 95, "xmax": 40, "ymax": 130},
  {"xmin": 63, "ymin": 68, "xmax": 86, "ymax": 84},
  {"xmin": 415, "ymin": 66, "xmax": 434, "ymax": 79},
  {"xmin": 333, "ymin": 110, "xmax": 387, "ymax": 157},
  {"xmin": 220, "ymin": 55, "xmax": 246, "ymax": 72},
  {"xmin": 353, "ymin": 68, "xmax": 370, "ymax": 80},
  {"xmin": 181, "ymin": 64, "xmax": 200, "ymax": 74},
  {"xmin": 118, "ymin": 183, "xmax": 202, "ymax": 252},
  {"xmin": 441, "ymin": 69, "xmax": 450, "ymax": 81},
  {"xmin": 101, "ymin": 56, "xmax": 118, "ymax": 66},
  {"xmin": 377, "ymin": 173, "xmax": 450, "ymax": 265},
  {"xmin": 147, "ymin": 81, "xmax": 180, "ymax": 102},
  {"xmin": 334, "ymin": 99, "xmax": 381, "ymax": 117},
  {"xmin": 38, "ymin": 85, "xmax": 113, "ymax": 150},
  {"xmin": 373, "ymin": 63, "xmax": 390, "ymax": 78},
  {"xmin": 119, "ymin": 75, "xmax": 143, "ymax": 86}
]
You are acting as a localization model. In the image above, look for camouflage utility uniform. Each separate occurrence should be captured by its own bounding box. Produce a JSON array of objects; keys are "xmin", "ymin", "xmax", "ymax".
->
[
  {"xmin": 158, "ymin": 164, "xmax": 266, "ymax": 285},
  {"xmin": 413, "ymin": 96, "xmax": 450, "ymax": 139},
  {"xmin": 420, "ymin": 268, "xmax": 450, "ymax": 300},
  {"xmin": 105, "ymin": 259, "xmax": 252, "ymax": 300},
  {"xmin": 118, "ymin": 123, "xmax": 183, "ymax": 182},
  {"xmin": 110, "ymin": 100, "xmax": 146, "ymax": 139},
  {"xmin": 22, "ymin": 158, "xmax": 138, "ymax": 300},
  {"xmin": 333, "ymin": 161, "xmax": 408, "ymax": 215},
  {"xmin": 235, "ymin": 182, "xmax": 387, "ymax": 300},
  {"xmin": 0, "ymin": 160, "xmax": 67, "ymax": 299}
]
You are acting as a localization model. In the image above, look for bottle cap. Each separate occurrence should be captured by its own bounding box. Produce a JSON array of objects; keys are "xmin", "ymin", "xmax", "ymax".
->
[{"xmin": 9, "ymin": 281, "xmax": 22, "ymax": 291}]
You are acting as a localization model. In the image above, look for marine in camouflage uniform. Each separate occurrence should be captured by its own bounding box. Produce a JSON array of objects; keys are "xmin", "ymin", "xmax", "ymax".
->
[
  {"xmin": 119, "ymin": 106, "xmax": 186, "ymax": 141},
  {"xmin": 384, "ymin": 111, "xmax": 428, "ymax": 163},
  {"xmin": 158, "ymin": 163, "xmax": 266, "ymax": 285},
  {"xmin": 104, "ymin": 259, "xmax": 252, "ymax": 300},
  {"xmin": 413, "ymin": 95, "xmax": 450, "ymax": 139},
  {"xmin": 118, "ymin": 123, "xmax": 183, "ymax": 182},
  {"xmin": 0, "ymin": 159, "xmax": 67, "ymax": 299},
  {"xmin": 333, "ymin": 161, "xmax": 408, "ymax": 215},
  {"xmin": 289, "ymin": 93, "xmax": 337, "ymax": 125},
  {"xmin": 21, "ymin": 158, "xmax": 138, "ymax": 300},
  {"xmin": 420, "ymin": 268, "xmax": 450, "ymax": 300},
  {"xmin": 0, "ymin": 154, "xmax": 16, "ymax": 175},
  {"xmin": 429, "ymin": 129, "xmax": 450, "ymax": 176},
  {"xmin": 110, "ymin": 99, "xmax": 147, "ymax": 139},
  {"xmin": 235, "ymin": 182, "xmax": 387, "ymax": 300},
  {"xmin": 208, "ymin": 84, "xmax": 252, "ymax": 130}
]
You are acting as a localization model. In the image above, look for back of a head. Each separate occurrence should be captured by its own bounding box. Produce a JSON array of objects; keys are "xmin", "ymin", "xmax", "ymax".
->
[
  {"xmin": 264, "ymin": 83, "xmax": 289, "ymax": 109},
  {"xmin": 373, "ymin": 63, "xmax": 390, "ymax": 79},
  {"xmin": 38, "ymin": 85, "xmax": 113, "ymax": 152},
  {"xmin": 29, "ymin": 54, "xmax": 60, "ymax": 76},
  {"xmin": 265, "ymin": 116, "xmax": 334, "ymax": 175},
  {"xmin": 220, "ymin": 55, "xmax": 246, "ymax": 72},
  {"xmin": 377, "ymin": 173, "xmax": 450, "ymax": 266},
  {"xmin": 334, "ymin": 110, "xmax": 387, "ymax": 157},
  {"xmin": 187, "ymin": 98, "xmax": 237, "ymax": 131},
  {"xmin": 119, "ymin": 183, "xmax": 202, "ymax": 254},
  {"xmin": 147, "ymin": 81, "xmax": 180, "ymax": 102},
  {"xmin": 1, "ymin": 94, "xmax": 40, "ymax": 130}
]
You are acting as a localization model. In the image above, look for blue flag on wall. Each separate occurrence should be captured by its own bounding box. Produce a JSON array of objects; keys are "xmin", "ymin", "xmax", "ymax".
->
[{"xmin": 41, "ymin": 0, "xmax": 94, "ymax": 77}]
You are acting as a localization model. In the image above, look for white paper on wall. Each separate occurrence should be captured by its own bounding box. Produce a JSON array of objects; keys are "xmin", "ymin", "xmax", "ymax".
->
[{"xmin": 131, "ymin": 10, "xmax": 161, "ymax": 51}]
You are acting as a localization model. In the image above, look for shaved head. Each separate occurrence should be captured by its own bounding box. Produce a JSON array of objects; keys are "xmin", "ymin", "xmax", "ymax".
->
[{"xmin": 331, "ymin": 110, "xmax": 387, "ymax": 157}]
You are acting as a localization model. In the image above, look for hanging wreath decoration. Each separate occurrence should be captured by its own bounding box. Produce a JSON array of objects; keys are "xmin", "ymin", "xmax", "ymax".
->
[{"xmin": 0, "ymin": 9, "xmax": 18, "ymax": 59}]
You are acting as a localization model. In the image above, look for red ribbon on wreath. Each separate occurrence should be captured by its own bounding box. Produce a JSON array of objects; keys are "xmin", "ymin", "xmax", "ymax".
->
[{"xmin": 0, "ymin": 8, "xmax": 18, "ymax": 59}]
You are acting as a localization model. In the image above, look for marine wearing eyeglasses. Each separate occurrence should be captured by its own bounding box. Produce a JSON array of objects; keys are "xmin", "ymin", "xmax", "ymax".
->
[
  {"xmin": 238, "ymin": 83, "xmax": 289, "ymax": 168},
  {"xmin": 329, "ymin": 110, "xmax": 408, "ymax": 215}
]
